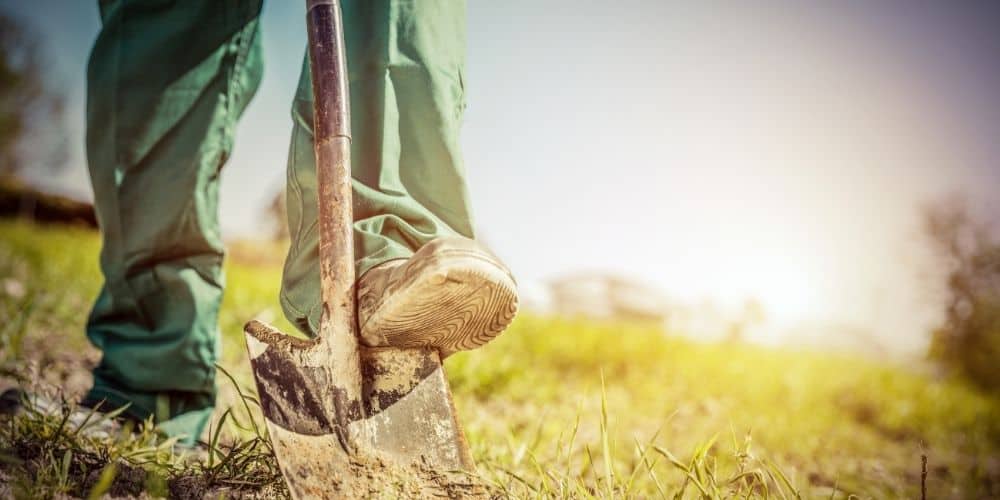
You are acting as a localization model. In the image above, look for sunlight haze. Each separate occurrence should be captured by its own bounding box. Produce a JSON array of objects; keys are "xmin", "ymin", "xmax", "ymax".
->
[{"xmin": 8, "ymin": 0, "xmax": 1000, "ymax": 356}]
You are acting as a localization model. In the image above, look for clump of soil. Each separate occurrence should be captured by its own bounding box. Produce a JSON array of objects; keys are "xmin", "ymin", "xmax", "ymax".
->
[
  {"xmin": 326, "ymin": 451, "xmax": 491, "ymax": 499},
  {"xmin": 168, "ymin": 473, "xmax": 288, "ymax": 500}
]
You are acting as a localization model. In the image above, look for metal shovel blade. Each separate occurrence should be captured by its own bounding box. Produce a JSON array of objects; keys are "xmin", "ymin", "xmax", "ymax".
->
[{"xmin": 243, "ymin": 321, "xmax": 475, "ymax": 499}]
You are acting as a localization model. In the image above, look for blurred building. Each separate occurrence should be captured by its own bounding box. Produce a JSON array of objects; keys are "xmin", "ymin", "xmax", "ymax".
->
[
  {"xmin": 521, "ymin": 275, "xmax": 775, "ymax": 344},
  {"xmin": 539, "ymin": 273, "xmax": 672, "ymax": 324}
]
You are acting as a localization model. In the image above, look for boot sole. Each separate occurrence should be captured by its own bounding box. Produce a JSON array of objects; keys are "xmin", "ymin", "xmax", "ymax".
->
[{"xmin": 360, "ymin": 250, "xmax": 518, "ymax": 355}]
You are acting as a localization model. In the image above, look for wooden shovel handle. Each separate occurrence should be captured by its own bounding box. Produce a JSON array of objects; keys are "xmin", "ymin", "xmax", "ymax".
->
[
  {"xmin": 307, "ymin": 0, "xmax": 355, "ymax": 340},
  {"xmin": 306, "ymin": 0, "xmax": 366, "ymax": 436}
]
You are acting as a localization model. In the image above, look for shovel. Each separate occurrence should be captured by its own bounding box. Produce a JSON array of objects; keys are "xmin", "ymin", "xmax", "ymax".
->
[{"xmin": 242, "ymin": 1, "xmax": 474, "ymax": 497}]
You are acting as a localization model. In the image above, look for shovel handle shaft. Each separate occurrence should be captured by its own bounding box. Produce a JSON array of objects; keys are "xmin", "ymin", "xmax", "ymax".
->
[
  {"xmin": 307, "ymin": 0, "xmax": 356, "ymax": 338},
  {"xmin": 306, "ymin": 0, "xmax": 366, "ymax": 435}
]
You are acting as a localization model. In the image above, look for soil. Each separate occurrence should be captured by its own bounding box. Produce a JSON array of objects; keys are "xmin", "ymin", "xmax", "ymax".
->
[{"xmin": 327, "ymin": 451, "xmax": 490, "ymax": 499}]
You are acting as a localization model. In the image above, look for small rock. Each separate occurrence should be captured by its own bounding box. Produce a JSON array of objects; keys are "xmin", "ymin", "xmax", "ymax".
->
[{"xmin": 3, "ymin": 278, "xmax": 25, "ymax": 298}]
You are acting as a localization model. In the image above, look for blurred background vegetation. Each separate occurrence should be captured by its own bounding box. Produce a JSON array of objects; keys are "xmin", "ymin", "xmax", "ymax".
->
[{"xmin": 924, "ymin": 198, "xmax": 1000, "ymax": 393}]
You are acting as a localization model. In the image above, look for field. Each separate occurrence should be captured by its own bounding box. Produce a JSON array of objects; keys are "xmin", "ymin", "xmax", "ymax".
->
[{"xmin": 0, "ymin": 219, "xmax": 998, "ymax": 498}]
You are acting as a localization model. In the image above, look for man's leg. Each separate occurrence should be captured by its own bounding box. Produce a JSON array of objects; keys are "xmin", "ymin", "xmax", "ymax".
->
[
  {"xmin": 85, "ymin": 0, "xmax": 263, "ymax": 442},
  {"xmin": 281, "ymin": 0, "xmax": 478, "ymax": 335}
]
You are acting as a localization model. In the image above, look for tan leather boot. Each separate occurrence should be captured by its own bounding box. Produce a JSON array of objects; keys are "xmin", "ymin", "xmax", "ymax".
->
[{"xmin": 357, "ymin": 237, "xmax": 518, "ymax": 356}]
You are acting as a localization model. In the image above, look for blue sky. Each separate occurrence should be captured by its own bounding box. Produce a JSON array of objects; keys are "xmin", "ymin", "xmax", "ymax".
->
[{"xmin": 5, "ymin": 0, "xmax": 1000, "ymax": 353}]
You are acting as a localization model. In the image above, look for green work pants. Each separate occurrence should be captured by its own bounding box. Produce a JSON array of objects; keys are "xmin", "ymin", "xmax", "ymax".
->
[{"xmin": 84, "ymin": 0, "xmax": 473, "ymax": 441}]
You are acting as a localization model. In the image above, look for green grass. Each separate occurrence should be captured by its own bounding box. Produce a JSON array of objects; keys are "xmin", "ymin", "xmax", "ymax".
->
[{"xmin": 1, "ymin": 219, "xmax": 998, "ymax": 498}]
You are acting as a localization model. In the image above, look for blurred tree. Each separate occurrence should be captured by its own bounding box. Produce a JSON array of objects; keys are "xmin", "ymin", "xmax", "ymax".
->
[
  {"xmin": 924, "ymin": 198, "xmax": 1000, "ymax": 392},
  {"xmin": 0, "ymin": 11, "xmax": 64, "ymax": 179}
]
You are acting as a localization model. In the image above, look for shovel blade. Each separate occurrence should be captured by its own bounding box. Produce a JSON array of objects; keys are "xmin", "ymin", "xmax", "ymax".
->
[{"xmin": 243, "ymin": 322, "xmax": 474, "ymax": 499}]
